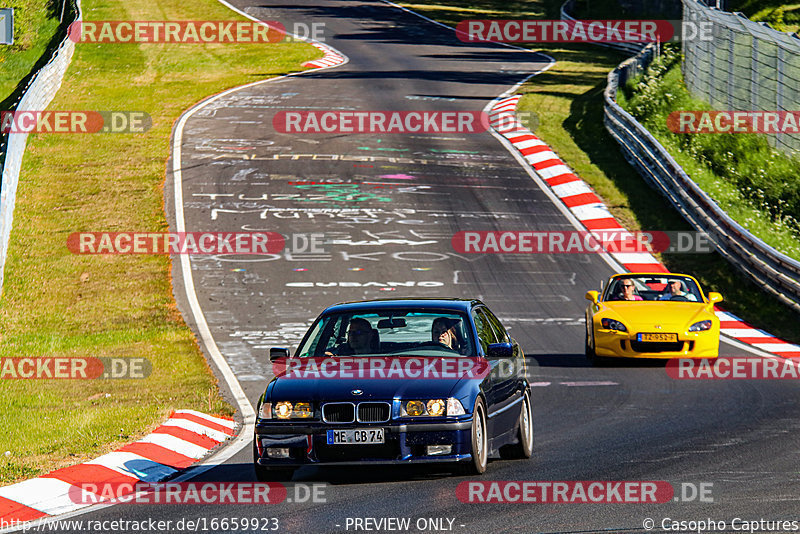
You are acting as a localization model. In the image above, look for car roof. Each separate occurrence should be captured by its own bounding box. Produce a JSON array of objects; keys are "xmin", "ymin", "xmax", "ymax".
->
[{"xmin": 321, "ymin": 298, "xmax": 480, "ymax": 315}]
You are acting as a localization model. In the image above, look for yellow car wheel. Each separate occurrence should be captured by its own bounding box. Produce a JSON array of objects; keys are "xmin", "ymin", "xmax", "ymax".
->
[{"xmin": 585, "ymin": 330, "xmax": 608, "ymax": 367}]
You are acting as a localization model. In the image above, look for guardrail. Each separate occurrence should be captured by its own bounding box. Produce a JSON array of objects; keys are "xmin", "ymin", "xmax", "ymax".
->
[
  {"xmin": 0, "ymin": 0, "xmax": 81, "ymax": 293},
  {"xmin": 603, "ymin": 43, "xmax": 800, "ymax": 312},
  {"xmin": 560, "ymin": 0, "xmax": 647, "ymax": 55}
]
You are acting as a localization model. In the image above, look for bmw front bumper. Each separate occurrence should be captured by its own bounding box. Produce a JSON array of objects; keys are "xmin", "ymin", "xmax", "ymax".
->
[{"xmin": 254, "ymin": 419, "xmax": 473, "ymax": 467}]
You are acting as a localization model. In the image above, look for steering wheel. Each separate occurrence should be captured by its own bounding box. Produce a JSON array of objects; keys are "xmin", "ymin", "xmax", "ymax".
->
[
  {"xmin": 670, "ymin": 295, "xmax": 689, "ymax": 301},
  {"xmin": 416, "ymin": 341, "xmax": 457, "ymax": 351}
]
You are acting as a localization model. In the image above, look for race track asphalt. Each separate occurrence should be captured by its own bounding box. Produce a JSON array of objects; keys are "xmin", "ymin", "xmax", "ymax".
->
[{"xmin": 54, "ymin": 1, "xmax": 800, "ymax": 532}]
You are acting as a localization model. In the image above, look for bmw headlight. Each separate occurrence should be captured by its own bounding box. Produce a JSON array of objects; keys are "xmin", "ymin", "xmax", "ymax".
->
[
  {"xmin": 689, "ymin": 320, "xmax": 713, "ymax": 332},
  {"xmin": 275, "ymin": 401, "xmax": 293, "ymax": 419},
  {"xmin": 401, "ymin": 398, "xmax": 463, "ymax": 417},
  {"xmin": 601, "ymin": 318, "xmax": 628, "ymax": 332},
  {"xmin": 259, "ymin": 401, "xmax": 314, "ymax": 420},
  {"xmin": 405, "ymin": 400, "xmax": 425, "ymax": 416},
  {"xmin": 427, "ymin": 399, "xmax": 446, "ymax": 417}
]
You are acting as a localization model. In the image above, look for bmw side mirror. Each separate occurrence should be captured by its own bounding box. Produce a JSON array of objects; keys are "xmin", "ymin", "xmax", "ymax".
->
[
  {"xmin": 487, "ymin": 342, "xmax": 513, "ymax": 358},
  {"xmin": 269, "ymin": 347, "xmax": 290, "ymax": 362}
]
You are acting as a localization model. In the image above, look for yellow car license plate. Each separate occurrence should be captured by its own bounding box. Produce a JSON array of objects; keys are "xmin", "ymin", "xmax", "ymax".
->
[{"xmin": 638, "ymin": 333, "xmax": 678, "ymax": 342}]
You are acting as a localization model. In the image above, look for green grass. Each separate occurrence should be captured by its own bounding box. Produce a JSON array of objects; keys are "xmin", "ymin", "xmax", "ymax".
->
[
  {"xmin": 729, "ymin": 0, "xmax": 800, "ymax": 32},
  {"xmin": 401, "ymin": 0, "xmax": 800, "ymax": 343},
  {"xmin": 618, "ymin": 46, "xmax": 800, "ymax": 261},
  {"xmin": 0, "ymin": 0, "xmax": 63, "ymax": 105},
  {"xmin": 571, "ymin": 0, "xmax": 800, "ymax": 32},
  {"xmin": 570, "ymin": 0, "xmax": 679, "ymax": 18},
  {"xmin": 0, "ymin": 0, "xmax": 320, "ymax": 484}
]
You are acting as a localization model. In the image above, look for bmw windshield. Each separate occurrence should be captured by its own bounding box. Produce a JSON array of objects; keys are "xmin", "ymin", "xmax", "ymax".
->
[{"xmin": 295, "ymin": 310, "xmax": 476, "ymax": 358}]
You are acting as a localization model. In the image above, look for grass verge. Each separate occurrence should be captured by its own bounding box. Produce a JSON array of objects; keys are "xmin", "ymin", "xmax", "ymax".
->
[
  {"xmin": 729, "ymin": 0, "xmax": 800, "ymax": 33},
  {"xmin": 399, "ymin": 0, "xmax": 800, "ymax": 343},
  {"xmin": 0, "ymin": 0, "xmax": 62, "ymax": 104},
  {"xmin": 0, "ymin": 0, "xmax": 320, "ymax": 484}
]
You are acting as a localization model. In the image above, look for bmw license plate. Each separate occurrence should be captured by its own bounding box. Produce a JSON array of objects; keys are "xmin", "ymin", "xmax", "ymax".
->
[
  {"xmin": 638, "ymin": 333, "xmax": 678, "ymax": 342},
  {"xmin": 327, "ymin": 428, "xmax": 384, "ymax": 445}
]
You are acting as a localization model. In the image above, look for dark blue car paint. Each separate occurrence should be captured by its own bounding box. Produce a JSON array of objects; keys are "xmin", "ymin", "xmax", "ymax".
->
[{"xmin": 254, "ymin": 299, "xmax": 530, "ymax": 468}]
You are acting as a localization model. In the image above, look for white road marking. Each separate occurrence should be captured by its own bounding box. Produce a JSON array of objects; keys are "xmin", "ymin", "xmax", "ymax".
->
[{"xmin": 560, "ymin": 381, "xmax": 619, "ymax": 387}]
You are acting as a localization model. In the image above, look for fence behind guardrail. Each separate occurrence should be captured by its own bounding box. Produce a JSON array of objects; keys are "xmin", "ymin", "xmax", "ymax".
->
[
  {"xmin": 682, "ymin": 0, "xmax": 800, "ymax": 154},
  {"xmin": 603, "ymin": 43, "xmax": 800, "ymax": 312}
]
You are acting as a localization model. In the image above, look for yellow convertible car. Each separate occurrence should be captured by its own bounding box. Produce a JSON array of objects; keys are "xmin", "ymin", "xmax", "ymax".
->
[{"xmin": 584, "ymin": 273, "xmax": 723, "ymax": 364}]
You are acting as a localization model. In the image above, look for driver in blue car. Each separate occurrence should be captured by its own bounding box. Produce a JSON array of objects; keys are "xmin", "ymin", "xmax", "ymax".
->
[
  {"xmin": 327, "ymin": 318, "xmax": 377, "ymax": 355},
  {"xmin": 659, "ymin": 279, "xmax": 698, "ymax": 301}
]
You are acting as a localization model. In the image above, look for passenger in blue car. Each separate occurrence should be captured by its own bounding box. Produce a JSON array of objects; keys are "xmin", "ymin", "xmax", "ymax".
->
[{"xmin": 431, "ymin": 317, "xmax": 463, "ymax": 353}]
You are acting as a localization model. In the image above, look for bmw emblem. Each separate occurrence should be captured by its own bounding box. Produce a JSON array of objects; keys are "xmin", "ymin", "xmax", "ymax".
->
[{"xmin": 351, "ymin": 389, "xmax": 363, "ymax": 396}]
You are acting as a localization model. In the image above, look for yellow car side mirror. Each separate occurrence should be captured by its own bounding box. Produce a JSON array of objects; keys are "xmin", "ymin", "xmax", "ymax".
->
[
  {"xmin": 707, "ymin": 292, "xmax": 723, "ymax": 305},
  {"xmin": 585, "ymin": 291, "xmax": 599, "ymax": 304}
]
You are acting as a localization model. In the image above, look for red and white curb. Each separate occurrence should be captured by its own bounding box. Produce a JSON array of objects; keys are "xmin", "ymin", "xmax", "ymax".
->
[
  {"xmin": 0, "ymin": 2, "xmax": 346, "ymax": 530},
  {"xmin": 302, "ymin": 42, "xmax": 347, "ymax": 69},
  {"xmin": 715, "ymin": 310, "xmax": 800, "ymax": 358},
  {"xmin": 0, "ymin": 410, "xmax": 235, "ymax": 524},
  {"xmin": 490, "ymin": 95, "xmax": 800, "ymax": 359}
]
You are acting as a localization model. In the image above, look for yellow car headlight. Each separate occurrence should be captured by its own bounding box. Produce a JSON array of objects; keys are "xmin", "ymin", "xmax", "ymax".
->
[{"xmin": 689, "ymin": 320, "xmax": 713, "ymax": 332}]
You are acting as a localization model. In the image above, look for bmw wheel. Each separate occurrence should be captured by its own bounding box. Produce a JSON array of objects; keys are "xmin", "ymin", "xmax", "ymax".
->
[
  {"xmin": 501, "ymin": 390, "xmax": 533, "ymax": 459},
  {"xmin": 459, "ymin": 397, "xmax": 488, "ymax": 475}
]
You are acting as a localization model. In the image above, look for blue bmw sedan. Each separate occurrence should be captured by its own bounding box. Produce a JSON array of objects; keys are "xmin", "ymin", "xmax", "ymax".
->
[{"xmin": 253, "ymin": 298, "xmax": 532, "ymax": 480}]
